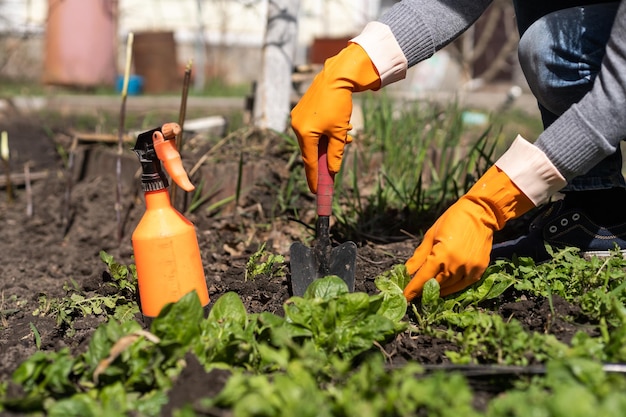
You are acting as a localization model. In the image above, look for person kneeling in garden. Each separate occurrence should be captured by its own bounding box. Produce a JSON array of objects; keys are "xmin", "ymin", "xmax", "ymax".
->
[{"xmin": 291, "ymin": 0, "xmax": 626, "ymax": 301}]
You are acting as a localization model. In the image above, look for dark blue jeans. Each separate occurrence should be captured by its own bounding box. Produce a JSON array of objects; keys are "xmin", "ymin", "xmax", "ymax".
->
[{"xmin": 516, "ymin": 1, "xmax": 625, "ymax": 191}]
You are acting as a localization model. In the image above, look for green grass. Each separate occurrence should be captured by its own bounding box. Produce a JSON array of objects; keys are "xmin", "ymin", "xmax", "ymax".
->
[
  {"xmin": 0, "ymin": 76, "xmax": 250, "ymax": 98},
  {"xmin": 327, "ymin": 92, "xmax": 543, "ymax": 242},
  {"xmin": 188, "ymin": 78, "xmax": 251, "ymax": 97}
]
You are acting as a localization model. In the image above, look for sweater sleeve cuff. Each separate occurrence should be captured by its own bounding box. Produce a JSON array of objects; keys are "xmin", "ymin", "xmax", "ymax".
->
[
  {"xmin": 350, "ymin": 22, "xmax": 408, "ymax": 87},
  {"xmin": 494, "ymin": 135, "xmax": 567, "ymax": 206}
]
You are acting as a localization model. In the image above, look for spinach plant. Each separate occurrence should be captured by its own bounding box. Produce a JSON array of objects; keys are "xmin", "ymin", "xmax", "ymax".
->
[{"xmin": 31, "ymin": 251, "xmax": 139, "ymax": 335}]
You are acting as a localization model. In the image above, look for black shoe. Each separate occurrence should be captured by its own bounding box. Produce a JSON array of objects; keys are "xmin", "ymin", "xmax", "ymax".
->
[{"xmin": 491, "ymin": 198, "xmax": 626, "ymax": 263}]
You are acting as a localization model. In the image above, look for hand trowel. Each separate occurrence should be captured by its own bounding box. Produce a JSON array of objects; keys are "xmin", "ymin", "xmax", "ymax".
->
[{"xmin": 289, "ymin": 137, "xmax": 357, "ymax": 296}]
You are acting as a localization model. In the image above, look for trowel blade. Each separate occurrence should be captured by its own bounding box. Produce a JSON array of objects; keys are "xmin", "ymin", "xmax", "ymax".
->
[
  {"xmin": 289, "ymin": 241, "xmax": 318, "ymax": 297},
  {"xmin": 328, "ymin": 241, "xmax": 357, "ymax": 292},
  {"xmin": 289, "ymin": 240, "xmax": 357, "ymax": 296}
]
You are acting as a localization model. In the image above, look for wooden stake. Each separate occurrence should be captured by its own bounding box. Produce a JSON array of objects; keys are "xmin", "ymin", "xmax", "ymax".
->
[
  {"xmin": 0, "ymin": 171, "xmax": 48, "ymax": 187},
  {"xmin": 68, "ymin": 131, "xmax": 134, "ymax": 144}
]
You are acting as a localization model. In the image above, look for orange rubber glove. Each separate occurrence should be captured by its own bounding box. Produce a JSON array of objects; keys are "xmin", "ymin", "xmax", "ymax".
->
[
  {"xmin": 291, "ymin": 43, "xmax": 381, "ymax": 193},
  {"xmin": 403, "ymin": 166, "xmax": 535, "ymax": 301}
]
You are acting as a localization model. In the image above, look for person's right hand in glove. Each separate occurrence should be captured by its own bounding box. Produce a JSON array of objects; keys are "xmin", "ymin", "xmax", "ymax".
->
[
  {"xmin": 291, "ymin": 22, "xmax": 407, "ymax": 193},
  {"xmin": 403, "ymin": 136, "xmax": 568, "ymax": 301}
]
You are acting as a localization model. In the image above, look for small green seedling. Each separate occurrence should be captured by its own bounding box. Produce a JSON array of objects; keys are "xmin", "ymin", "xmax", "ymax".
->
[{"xmin": 245, "ymin": 242, "xmax": 286, "ymax": 281}]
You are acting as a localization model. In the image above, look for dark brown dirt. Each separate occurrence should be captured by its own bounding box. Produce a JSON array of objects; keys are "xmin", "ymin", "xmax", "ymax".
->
[{"xmin": 0, "ymin": 111, "xmax": 581, "ymax": 415}]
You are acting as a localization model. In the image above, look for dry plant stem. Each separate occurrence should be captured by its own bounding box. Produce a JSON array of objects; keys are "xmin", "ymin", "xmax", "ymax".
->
[
  {"xmin": 62, "ymin": 137, "xmax": 78, "ymax": 235},
  {"xmin": 2, "ymin": 160, "xmax": 11, "ymax": 204},
  {"xmin": 24, "ymin": 163, "xmax": 32, "ymax": 217},
  {"xmin": 478, "ymin": 26, "xmax": 518, "ymax": 83},
  {"xmin": 2, "ymin": 130, "xmax": 12, "ymax": 203},
  {"xmin": 116, "ymin": 97, "xmax": 127, "ymax": 244},
  {"xmin": 0, "ymin": 291, "xmax": 8, "ymax": 328},
  {"xmin": 458, "ymin": 0, "xmax": 517, "ymax": 85},
  {"xmin": 171, "ymin": 60, "xmax": 193, "ymax": 209},
  {"xmin": 188, "ymin": 127, "xmax": 252, "ymax": 177},
  {"xmin": 466, "ymin": 1, "xmax": 501, "ymax": 67},
  {"xmin": 93, "ymin": 330, "xmax": 160, "ymax": 384},
  {"xmin": 116, "ymin": 33, "xmax": 134, "ymax": 245}
]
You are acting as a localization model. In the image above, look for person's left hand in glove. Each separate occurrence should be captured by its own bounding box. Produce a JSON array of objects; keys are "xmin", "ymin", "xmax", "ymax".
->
[{"xmin": 403, "ymin": 136, "xmax": 567, "ymax": 302}]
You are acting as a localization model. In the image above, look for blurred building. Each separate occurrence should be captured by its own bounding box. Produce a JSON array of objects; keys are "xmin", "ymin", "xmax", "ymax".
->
[{"xmin": 0, "ymin": 0, "xmax": 522, "ymax": 94}]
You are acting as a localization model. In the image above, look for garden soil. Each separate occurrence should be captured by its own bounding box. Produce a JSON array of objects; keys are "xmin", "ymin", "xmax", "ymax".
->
[{"xmin": 0, "ymin": 112, "xmax": 582, "ymax": 415}]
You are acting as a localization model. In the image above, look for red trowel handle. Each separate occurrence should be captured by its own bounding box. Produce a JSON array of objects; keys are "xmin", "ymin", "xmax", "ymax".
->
[{"xmin": 317, "ymin": 136, "xmax": 334, "ymax": 217}]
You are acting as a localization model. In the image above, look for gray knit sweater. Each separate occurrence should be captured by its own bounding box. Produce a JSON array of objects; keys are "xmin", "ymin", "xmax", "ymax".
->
[{"xmin": 379, "ymin": 0, "xmax": 626, "ymax": 181}]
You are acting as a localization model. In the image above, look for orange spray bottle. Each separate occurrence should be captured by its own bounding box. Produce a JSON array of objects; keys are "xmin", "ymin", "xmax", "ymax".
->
[{"xmin": 131, "ymin": 122, "xmax": 209, "ymax": 318}]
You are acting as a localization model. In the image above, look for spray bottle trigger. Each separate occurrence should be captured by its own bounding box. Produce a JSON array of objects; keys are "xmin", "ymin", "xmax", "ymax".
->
[{"xmin": 152, "ymin": 130, "xmax": 195, "ymax": 192}]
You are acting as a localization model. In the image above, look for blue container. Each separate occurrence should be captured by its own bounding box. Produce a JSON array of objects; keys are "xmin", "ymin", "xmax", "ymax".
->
[{"xmin": 116, "ymin": 75, "xmax": 144, "ymax": 95}]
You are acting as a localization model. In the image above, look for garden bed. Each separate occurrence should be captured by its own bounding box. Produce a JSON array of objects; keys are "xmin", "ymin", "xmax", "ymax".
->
[{"xmin": 2, "ymin": 108, "xmax": 626, "ymax": 416}]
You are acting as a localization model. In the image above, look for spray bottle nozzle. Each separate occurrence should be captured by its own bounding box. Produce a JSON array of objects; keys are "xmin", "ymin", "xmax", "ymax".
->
[{"xmin": 133, "ymin": 123, "xmax": 195, "ymax": 192}]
